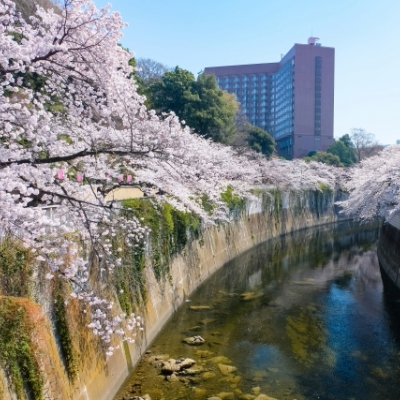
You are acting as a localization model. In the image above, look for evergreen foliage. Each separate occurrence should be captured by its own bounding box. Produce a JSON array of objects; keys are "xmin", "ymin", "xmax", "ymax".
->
[
  {"xmin": 246, "ymin": 125, "xmax": 276, "ymax": 158},
  {"xmin": 327, "ymin": 134, "xmax": 357, "ymax": 167},
  {"xmin": 305, "ymin": 152, "xmax": 344, "ymax": 167},
  {"xmin": 146, "ymin": 68, "xmax": 239, "ymax": 143}
]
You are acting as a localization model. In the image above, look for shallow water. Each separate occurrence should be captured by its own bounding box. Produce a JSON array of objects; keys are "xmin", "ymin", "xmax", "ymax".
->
[{"xmin": 115, "ymin": 221, "xmax": 400, "ymax": 400}]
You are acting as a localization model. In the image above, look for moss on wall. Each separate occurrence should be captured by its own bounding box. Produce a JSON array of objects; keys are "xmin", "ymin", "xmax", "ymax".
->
[
  {"xmin": 221, "ymin": 186, "xmax": 246, "ymax": 213},
  {"xmin": 199, "ymin": 193, "xmax": 216, "ymax": 215},
  {"xmin": 0, "ymin": 297, "xmax": 44, "ymax": 400},
  {"xmin": 113, "ymin": 240, "xmax": 146, "ymax": 315},
  {"xmin": 261, "ymin": 189, "xmax": 283, "ymax": 224},
  {"xmin": 53, "ymin": 280, "xmax": 77, "ymax": 381},
  {"xmin": 123, "ymin": 199, "xmax": 201, "ymax": 277},
  {"xmin": 0, "ymin": 237, "xmax": 77, "ymax": 395},
  {"xmin": 115, "ymin": 199, "xmax": 201, "ymax": 314},
  {"xmin": 0, "ymin": 239, "xmax": 43, "ymax": 399},
  {"xmin": 0, "ymin": 238, "xmax": 34, "ymax": 297},
  {"xmin": 318, "ymin": 182, "xmax": 332, "ymax": 193}
]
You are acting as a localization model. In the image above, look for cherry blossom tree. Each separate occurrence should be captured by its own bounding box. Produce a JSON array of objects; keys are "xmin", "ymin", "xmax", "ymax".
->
[
  {"xmin": 338, "ymin": 145, "xmax": 400, "ymax": 220},
  {"xmin": 0, "ymin": 0, "xmax": 344, "ymax": 352}
]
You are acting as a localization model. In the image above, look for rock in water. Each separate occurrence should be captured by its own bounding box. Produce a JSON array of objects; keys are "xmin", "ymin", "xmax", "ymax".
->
[
  {"xmin": 192, "ymin": 387, "xmax": 207, "ymax": 396},
  {"xmin": 239, "ymin": 395, "xmax": 256, "ymax": 400},
  {"xmin": 183, "ymin": 335, "xmax": 206, "ymax": 345},
  {"xmin": 146, "ymin": 354, "xmax": 169, "ymax": 365},
  {"xmin": 218, "ymin": 392, "xmax": 234, "ymax": 399},
  {"xmin": 196, "ymin": 349, "xmax": 214, "ymax": 358},
  {"xmin": 254, "ymin": 395, "xmax": 279, "ymax": 400},
  {"xmin": 161, "ymin": 358, "xmax": 196, "ymax": 374},
  {"xmin": 240, "ymin": 292, "xmax": 262, "ymax": 301},
  {"xmin": 218, "ymin": 364, "xmax": 237, "ymax": 376},
  {"xmin": 181, "ymin": 367, "xmax": 203, "ymax": 375},
  {"xmin": 251, "ymin": 387, "xmax": 261, "ymax": 395},
  {"xmin": 200, "ymin": 318, "xmax": 216, "ymax": 325},
  {"xmin": 189, "ymin": 305, "xmax": 211, "ymax": 311},
  {"xmin": 202, "ymin": 371, "xmax": 216, "ymax": 380},
  {"xmin": 210, "ymin": 356, "xmax": 232, "ymax": 364}
]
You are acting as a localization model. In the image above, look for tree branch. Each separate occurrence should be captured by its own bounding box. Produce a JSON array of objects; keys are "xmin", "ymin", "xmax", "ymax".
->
[{"xmin": 1, "ymin": 148, "xmax": 151, "ymax": 167}]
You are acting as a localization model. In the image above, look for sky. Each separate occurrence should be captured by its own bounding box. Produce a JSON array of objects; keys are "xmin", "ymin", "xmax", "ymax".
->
[{"xmin": 94, "ymin": 0, "xmax": 400, "ymax": 145}]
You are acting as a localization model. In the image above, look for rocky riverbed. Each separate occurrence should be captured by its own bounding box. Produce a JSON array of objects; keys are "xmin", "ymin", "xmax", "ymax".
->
[{"xmin": 116, "ymin": 348, "xmax": 285, "ymax": 400}]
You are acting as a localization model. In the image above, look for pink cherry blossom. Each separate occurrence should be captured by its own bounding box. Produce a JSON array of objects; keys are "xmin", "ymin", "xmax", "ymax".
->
[
  {"xmin": 0, "ymin": 0, "xmax": 345, "ymax": 348},
  {"xmin": 339, "ymin": 145, "xmax": 400, "ymax": 220}
]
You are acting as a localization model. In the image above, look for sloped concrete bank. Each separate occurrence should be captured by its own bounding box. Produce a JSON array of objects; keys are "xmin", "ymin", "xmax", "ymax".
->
[
  {"xmin": 0, "ymin": 189, "xmax": 347, "ymax": 400},
  {"xmin": 106, "ymin": 189, "xmax": 347, "ymax": 400}
]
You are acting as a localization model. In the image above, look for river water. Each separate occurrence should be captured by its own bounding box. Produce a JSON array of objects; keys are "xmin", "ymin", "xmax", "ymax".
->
[{"xmin": 115, "ymin": 221, "xmax": 400, "ymax": 400}]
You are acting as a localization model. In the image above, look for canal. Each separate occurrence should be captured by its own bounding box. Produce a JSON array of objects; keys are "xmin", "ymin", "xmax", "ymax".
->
[{"xmin": 115, "ymin": 221, "xmax": 400, "ymax": 400}]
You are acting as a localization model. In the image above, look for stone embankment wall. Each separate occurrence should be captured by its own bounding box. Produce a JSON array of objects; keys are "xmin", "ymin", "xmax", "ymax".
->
[
  {"xmin": 378, "ymin": 211, "xmax": 400, "ymax": 292},
  {"xmin": 0, "ymin": 188, "xmax": 347, "ymax": 400}
]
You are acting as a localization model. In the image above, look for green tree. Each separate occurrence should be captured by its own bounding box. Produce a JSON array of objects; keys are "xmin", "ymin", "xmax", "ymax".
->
[
  {"xmin": 338, "ymin": 133, "xmax": 353, "ymax": 148},
  {"xmin": 327, "ymin": 135, "xmax": 357, "ymax": 167},
  {"xmin": 146, "ymin": 68, "xmax": 239, "ymax": 144},
  {"xmin": 147, "ymin": 67, "xmax": 194, "ymax": 116},
  {"xmin": 305, "ymin": 151, "xmax": 343, "ymax": 167},
  {"xmin": 246, "ymin": 125, "xmax": 276, "ymax": 158}
]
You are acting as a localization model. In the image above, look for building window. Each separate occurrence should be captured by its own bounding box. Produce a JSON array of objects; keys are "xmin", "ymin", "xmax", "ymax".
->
[{"xmin": 314, "ymin": 57, "xmax": 322, "ymax": 136}]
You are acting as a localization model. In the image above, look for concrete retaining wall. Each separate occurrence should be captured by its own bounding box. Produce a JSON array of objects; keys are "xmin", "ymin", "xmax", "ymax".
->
[
  {"xmin": 378, "ymin": 211, "xmax": 400, "ymax": 292},
  {"xmin": 1, "ymin": 189, "xmax": 346, "ymax": 400}
]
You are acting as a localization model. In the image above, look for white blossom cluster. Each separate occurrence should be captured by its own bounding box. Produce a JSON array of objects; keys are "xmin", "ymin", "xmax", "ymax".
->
[
  {"xmin": 338, "ymin": 145, "xmax": 400, "ymax": 220},
  {"xmin": 0, "ymin": 0, "xmax": 343, "ymax": 353}
]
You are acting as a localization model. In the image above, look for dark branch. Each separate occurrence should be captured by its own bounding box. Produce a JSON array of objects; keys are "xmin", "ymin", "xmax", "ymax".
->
[{"xmin": 1, "ymin": 148, "xmax": 151, "ymax": 167}]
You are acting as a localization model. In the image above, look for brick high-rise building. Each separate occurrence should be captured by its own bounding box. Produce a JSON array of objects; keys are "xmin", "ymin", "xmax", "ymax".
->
[{"xmin": 204, "ymin": 38, "xmax": 335, "ymax": 159}]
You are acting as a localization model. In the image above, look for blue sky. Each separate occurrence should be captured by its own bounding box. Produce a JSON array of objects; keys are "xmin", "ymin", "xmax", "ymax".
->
[{"xmin": 95, "ymin": 0, "xmax": 400, "ymax": 145}]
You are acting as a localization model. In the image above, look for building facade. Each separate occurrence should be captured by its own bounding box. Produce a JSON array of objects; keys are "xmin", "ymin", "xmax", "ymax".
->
[{"xmin": 204, "ymin": 39, "xmax": 335, "ymax": 159}]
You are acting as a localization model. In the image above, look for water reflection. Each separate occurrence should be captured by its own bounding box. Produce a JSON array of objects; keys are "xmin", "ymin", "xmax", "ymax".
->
[{"xmin": 116, "ymin": 221, "xmax": 400, "ymax": 400}]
